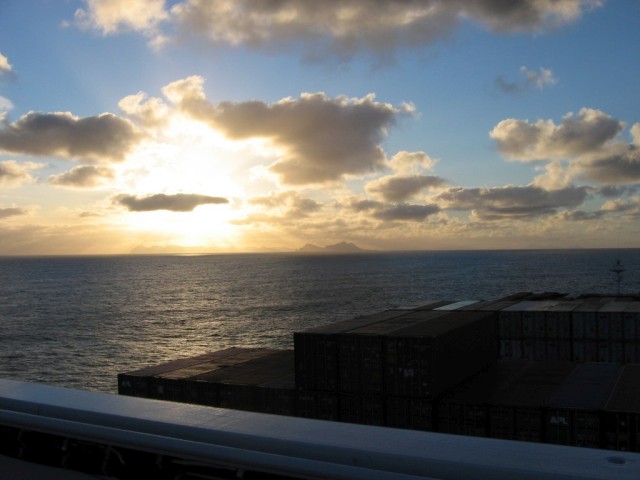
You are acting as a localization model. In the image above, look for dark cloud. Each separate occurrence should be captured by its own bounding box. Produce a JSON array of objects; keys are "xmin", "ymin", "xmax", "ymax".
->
[
  {"xmin": 166, "ymin": 0, "xmax": 599, "ymax": 59},
  {"xmin": 559, "ymin": 210, "xmax": 606, "ymax": 221},
  {"xmin": 249, "ymin": 191, "xmax": 322, "ymax": 218},
  {"xmin": 115, "ymin": 193, "xmax": 228, "ymax": 212},
  {"xmin": 436, "ymin": 185, "xmax": 589, "ymax": 219},
  {"xmin": 366, "ymin": 174, "xmax": 447, "ymax": 201},
  {"xmin": 491, "ymin": 108, "xmax": 624, "ymax": 161},
  {"xmin": 348, "ymin": 198, "xmax": 385, "ymax": 212},
  {"xmin": 164, "ymin": 77, "xmax": 409, "ymax": 184},
  {"xmin": 372, "ymin": 203, "xmax": 440, "ymax": 222},
  {"xmin": 597, "ymin": 185, "xmax": 638, "ymax": 198},
  {"xmin": 49, "ymin": 165, "xmax": 115, "ymax": 188},
  {"xmin": 0, "ymin": 207, "xmax": 28, "ymax": 219},
  {"xmin": 344, "ymin": 197, "xmax": 439, "ymax": 222},
  {"xmin": 576, "ymin": 148, "xmax": 640, "ymax": 185},
  {"xmin": 0, "ymin": 111, "xmax": 142, "ymax": 162}
]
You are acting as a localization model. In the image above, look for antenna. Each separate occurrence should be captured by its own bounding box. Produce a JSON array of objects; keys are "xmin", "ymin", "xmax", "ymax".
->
[{"xmin": 610, "ymin": 258, "xmax": 625, "ymax": 296}]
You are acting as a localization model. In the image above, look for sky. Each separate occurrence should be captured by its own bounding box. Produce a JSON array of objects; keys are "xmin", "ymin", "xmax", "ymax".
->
[{"xmin": 0, "ymin": 0, "xmax": 639, "ymax": 254}]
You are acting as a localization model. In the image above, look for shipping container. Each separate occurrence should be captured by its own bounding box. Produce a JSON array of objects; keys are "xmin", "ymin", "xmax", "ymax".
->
[
  {"xmin": 488, "ymin": 362, "xmax": 576, "ymax": 441},
  {"xmin": 384, "ymin": 311, "xmax": 498, "ymax": 397},
  {"xmin": 295, "ymin": 390, "xmax": 338, "ymax": 421},
  {"xmin": 337, "ymin": 310, "xmax": 449, "ymax": 394},
  {"xmin": 623, "ymin": 304, "xmax": 640, "ymax": 363},
  {"xmin": 338, "ymin": 394, "xmax": 385, "ymax": 426},
  {"xmin": 386, "ymin": 396, "xmax": 434, "ymax": 431},
  {"xmin": 546, "ymin": 302, "xmax": 576, "ymax": 340},
  {"xmin": 604, "ymin": 364, "xmax": 640, "ymax": 452},
  {"xmin": 546, "ymin": 363, "xmax": 621, "ymax": 448},
  {"xmin": 393, "ymin": 300, "xmax": 456, "ymax": 311},
  {"xmin": 438, "ymin": 361, "xmax": 527, "ymax": 437},
  {"xmin": 294, "ymin": 310, "xmax": 409, "ymax": 391}
]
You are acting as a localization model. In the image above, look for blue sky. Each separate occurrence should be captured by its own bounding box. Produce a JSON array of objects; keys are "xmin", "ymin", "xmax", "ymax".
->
[{"xmin": 0, "ymin": 1, "xmax": 639, "ymax": 254}]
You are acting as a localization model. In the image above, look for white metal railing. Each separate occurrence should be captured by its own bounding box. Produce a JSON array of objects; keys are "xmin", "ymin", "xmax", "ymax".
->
[{"xmin": 1, "ymin": 378, "xmax": 639, "ymax": 479}]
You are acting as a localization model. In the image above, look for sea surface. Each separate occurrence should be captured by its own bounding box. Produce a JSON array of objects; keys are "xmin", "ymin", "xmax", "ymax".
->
[{"xmin": 1, "ymin": 249, "xmax": 639, "ymax": 393}]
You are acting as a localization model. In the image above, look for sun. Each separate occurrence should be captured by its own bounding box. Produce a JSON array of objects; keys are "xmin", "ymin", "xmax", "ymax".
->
[{"xmin": 112, "ymin": 114, "xmax": 254, "ymax": 248}]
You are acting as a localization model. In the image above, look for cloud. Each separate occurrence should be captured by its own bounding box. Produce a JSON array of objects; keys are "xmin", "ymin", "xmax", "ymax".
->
[
  {"xmin": 436, "ymin": 184, "xmax": 589, "ymax": 220},
  {"xmin": 389, "ymin": 150, "xmax": 437, "ymax": 173},
  {"xmin": 49, "ymin": 165, "xmax": 115, "ymax": 188},
  {"xmin": 372, "ymin": 203, "xmax": 440, "ymax": 222},
  {"xmin": 118, "ymin": 92, "xmax": 170, "ymax": 127},
  {"xmin": 558, "ymin": 210, "xmax": 607, "ymax": 221},
  {"xmin": 115, "ymin": 193, "xmax": 228, "ymax": 212},
  {"xmin": 74, "ymin": 0, "xmax": 168, "ymax": 35},
  {"xmin": 597, "ymin": 185, "xmax": 638, "ymax": 198},
  {"xmin": 73, "ymin": 1, "xmax": 601, "ymax": 60},
  {"xmin": 491, "ymin": 108, "xmax": 624, "ymax": 161},
  {"xmin": 601, "ymin": 196, "xmax": 640, "ymax": 218},
  {"xmin": 0, "ymin": 111, "xmax": 142, "ymax": 162},
  {"xmin": 0, "ymin": 52, "xmax": 13, "ymax": 77},
  {"xmin": 0, "ymin": 160, "xmax": 43, "ymax": 187},
  {"xmin": 0, "ymin": 207, "xmax": 28, "ymax": 219},
  {"xmin": 366, "ymin": 174, "xmax": 447, "ymax": 202},
  {"xmin": 632, "ymin": 123, "xmax": 640, "ymax": 147},
  {"xmin": 344, "ymin": 196, "xmax": 439, "ymax": 222},
  {"xmin": 164, "ymin": 76, "xmax": 410, "ymax": 184},
  {"xmin": 249, "ymin": 191, "xmax": 322, "ymax": 219},
  {"xmin": 532, "ymin": 161, "xmax": 573, "ymax": 190},
  {"xmin": 496, "ymin": 66, "xmax": 557, "ymax": 93},
  {"xmin": 575, "ymin": 147, "xmax": 640, "ymax": 185}
]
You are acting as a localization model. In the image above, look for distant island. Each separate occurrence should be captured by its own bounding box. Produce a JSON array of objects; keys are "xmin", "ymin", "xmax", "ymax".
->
[{"xmin": 296, "ymin": 242, "xmax": 375, "ymax": 253}]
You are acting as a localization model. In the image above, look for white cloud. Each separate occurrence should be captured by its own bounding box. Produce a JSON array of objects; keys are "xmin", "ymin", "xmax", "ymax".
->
[
  {"xmin": 491, "ymin": 110, "xmax": 640, "ymax": 185},
  {"xmin": 0, "ymin": 160, "xmax": 43, "ymax": 188},
  {"xmin": 389, "ymin": 150, "xmax": 437, "ymax": 173},
  {"xmin": 491, "ymin": 108, "xmax": 624, "ymax": 162},
  {"xmin": 74, "ymin": 0, "xmax": 168, "ymax": 35},
  {"xmin": 0, "ymin": 52, "xmax": 13, "ymax": 76},
  {"xmin": 118, "ymin": 92, "xmax": 170, "ymax": 127},
  {"xmin": 631, "ymin": 123, "xmax": 640, "ymax": 147},
  {"xmin": 532, "ymin": 161, "xmax": 573, "ymax": 190}
]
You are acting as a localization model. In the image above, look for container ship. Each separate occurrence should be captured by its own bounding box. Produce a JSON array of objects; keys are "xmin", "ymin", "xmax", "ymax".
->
[{"xmin": 118, "ymin": 291, "xmax": 640, "ymax": 452}]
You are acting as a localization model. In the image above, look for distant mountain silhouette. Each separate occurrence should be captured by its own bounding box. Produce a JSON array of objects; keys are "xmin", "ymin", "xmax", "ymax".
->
[{"xmin": 297, "ymin": 242, "xmax": 373, "ymax": 253}]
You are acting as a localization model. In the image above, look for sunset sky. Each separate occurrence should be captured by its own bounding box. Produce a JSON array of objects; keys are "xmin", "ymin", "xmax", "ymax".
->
[{"xmin": 0, "ymin": 1, "xmax": 639, "ymax": 254}]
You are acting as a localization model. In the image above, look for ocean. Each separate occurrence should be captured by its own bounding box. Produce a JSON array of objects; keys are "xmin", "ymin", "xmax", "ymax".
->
[{"xmin": 1, "ymin": 249, "xmax": 638, "ymax": 394}]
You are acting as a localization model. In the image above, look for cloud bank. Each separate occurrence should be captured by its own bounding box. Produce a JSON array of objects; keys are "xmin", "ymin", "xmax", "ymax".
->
[{"xmin": 74, "ymin": 0, "xmax": 602, "ymax": 59}]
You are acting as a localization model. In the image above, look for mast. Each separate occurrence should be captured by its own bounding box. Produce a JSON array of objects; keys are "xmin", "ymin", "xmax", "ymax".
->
[{"xmin": 610, "ymin": 258, "xmax": 625, "ymax": 296}]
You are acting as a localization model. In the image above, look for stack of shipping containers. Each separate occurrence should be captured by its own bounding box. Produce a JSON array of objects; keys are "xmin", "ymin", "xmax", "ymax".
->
[
  {"xmin": 545, "ymin": 363, "xmax": 621, "ymax": 448},
  {"xmin": 604, "ymin": 364, "xmax": 640, "ymax": 451},
  {"xmin": 118, "ymin": 292, "xmax": 640, "ymax": 452}
]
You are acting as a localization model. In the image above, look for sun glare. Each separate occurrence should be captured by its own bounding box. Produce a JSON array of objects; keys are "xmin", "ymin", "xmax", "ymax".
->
[{"xmin": 112, "ymin": 115, "xmax": 254, "ymax": 248}]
